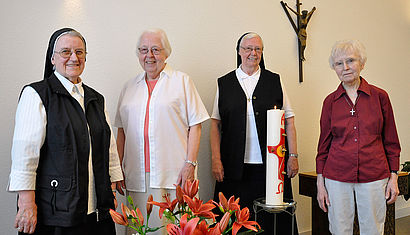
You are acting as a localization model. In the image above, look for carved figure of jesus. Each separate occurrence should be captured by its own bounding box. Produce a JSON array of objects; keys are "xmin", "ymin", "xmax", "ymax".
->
[{"xmin": 285, "ymin": 3, "xmax": 316, "ymax": 61}]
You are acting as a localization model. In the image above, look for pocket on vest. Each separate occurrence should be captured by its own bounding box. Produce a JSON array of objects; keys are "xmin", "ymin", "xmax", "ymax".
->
[{"xmin": 37, "ymin": 175, "xmax": 74, "ymax": 212}]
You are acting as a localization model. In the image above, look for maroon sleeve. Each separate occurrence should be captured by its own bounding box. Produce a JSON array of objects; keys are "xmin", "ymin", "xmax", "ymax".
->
[
  {"xmin": 379, "ymin": 90, "xmax": 401, "ymax": 171},
  {"xmin": 316, "ymin": 95, "xmax": 333, "ymax": 174}
]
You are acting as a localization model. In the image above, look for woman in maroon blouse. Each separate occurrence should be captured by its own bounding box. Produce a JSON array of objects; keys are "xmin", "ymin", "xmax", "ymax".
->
[{"xmin": 316, "ymin": 40, "xmax": 401, "ymax": 235}]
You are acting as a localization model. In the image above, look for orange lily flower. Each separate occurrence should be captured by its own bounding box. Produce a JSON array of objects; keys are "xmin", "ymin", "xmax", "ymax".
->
[
  {"xmin": 183, "ymin": 195, "xmax": 216, "ymax": 221},
  {"xmin": 149, "ymin": 193, "xmax": 178, "ymax": 219},
  {"xmin": 109, "ymin": 209, "xmax": 128, "ymax": 226},
  {"xmin": 192, "ymin": 220, "xmax": 209, "ymax": 235},
  {"xmin": 204, "ymin": 212, "xmax": 230, "ymax": 235},
  {"xmin": 207, "ymin": 224, "xmax": 222, "ymax": 235},
  {"xmin": 214, "ymin": 192, "xmax": 240, "ymax": 213},
  {"xmin": 147, "ymin": 194, "xmax": 153, "ymax": 216},
  {"xmin": 232, "ymin": 207, "xmax": 260, "ymax": 235},
  {"xmin": 167, "ymin": 213, "xmax": 199, "ymax": 235},
  {"xmin": 183, "ymin": 179, "xmax": 199, "ymax": 198}
]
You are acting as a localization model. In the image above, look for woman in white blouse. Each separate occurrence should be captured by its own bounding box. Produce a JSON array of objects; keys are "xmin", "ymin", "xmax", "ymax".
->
[{"xmin": 114, "ymin": 28, "xmax": 209, "ymax": 234}]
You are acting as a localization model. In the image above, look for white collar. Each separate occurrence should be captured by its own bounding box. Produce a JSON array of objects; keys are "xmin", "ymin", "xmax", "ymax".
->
[
  {"xmin": 54, "ymin": 71, "xmax": 84, "ymax": 97},
  {"xmin": 236, "ymin": 65, "xmax": 261, "ymax": 80},
  {"xmin": 136, "ymin": 63, "xmax": 172, "ymax": 84}
]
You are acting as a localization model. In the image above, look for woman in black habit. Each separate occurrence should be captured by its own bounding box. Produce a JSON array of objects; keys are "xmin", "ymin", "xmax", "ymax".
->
[
  {"xmin": 8, "ymin": 28, "xmax": 123, "ymax": 235},
  {"xmin": 210, "ymin": 32, "xmax": 299, "ymax": 234}
]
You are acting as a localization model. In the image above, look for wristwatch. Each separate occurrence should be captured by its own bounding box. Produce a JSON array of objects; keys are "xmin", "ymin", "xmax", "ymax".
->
[
  {"xmin": 185, "ymin": 160, "xmax": 198, "ymax": 167},
  {"xmin": 391, "ymin": 170, "xmax": 398, "ymax": 174},
  {"xmin": 289, "ymin": 153, "xmax": 298, "ymax": 158}
]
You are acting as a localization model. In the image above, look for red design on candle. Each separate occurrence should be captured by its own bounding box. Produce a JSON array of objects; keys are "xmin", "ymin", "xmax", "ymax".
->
[
  {"xmin": 267, "ymin": 128, "xmax": 286, "ymax": 188},
  {"xmin": 277, "ymin": 182, "xmax": 284, "ymax": 195}
]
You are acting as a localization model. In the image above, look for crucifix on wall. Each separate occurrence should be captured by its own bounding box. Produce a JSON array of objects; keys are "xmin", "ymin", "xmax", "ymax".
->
[{"xmin": 280, "ymin": 0, "xmax": 316, "ymax": 83}]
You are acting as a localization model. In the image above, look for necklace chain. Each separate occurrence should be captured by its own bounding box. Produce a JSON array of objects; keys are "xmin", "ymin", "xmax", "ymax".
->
[
  {"xmin": 240, "ymin": 78, "xmax": 252, "ymax": 102},
  {"xmin": 344, "ymin": 93, "xmax": 361, "ymax": 116}
]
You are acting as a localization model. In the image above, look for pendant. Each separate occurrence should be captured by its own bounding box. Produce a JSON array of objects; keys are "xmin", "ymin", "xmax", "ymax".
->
[{"xmin": 350, "ymin": 108, "xmax": 355, "ymax": 116}]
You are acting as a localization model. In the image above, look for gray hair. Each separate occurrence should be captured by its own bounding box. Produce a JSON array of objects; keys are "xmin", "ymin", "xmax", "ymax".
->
[
  {"xmin": 52, "ymin": 30, "xmax": 86, "ymax": 56},
  {"xmin": 329, "ymin": 39, "xmax": 367, "ymax": 69},
  {"xmin": 239, "ymin": 32, "xmax": 264, "ymax": 48},
  {"xmin": 137, "ymin": 28, "xmax": 172, "ymax": 57}
]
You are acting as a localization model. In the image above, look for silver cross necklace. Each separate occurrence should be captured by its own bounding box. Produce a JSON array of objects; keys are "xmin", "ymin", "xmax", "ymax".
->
[{"xmin": 344, "ymin": 93, "xmax": 361, "ymax": 116}]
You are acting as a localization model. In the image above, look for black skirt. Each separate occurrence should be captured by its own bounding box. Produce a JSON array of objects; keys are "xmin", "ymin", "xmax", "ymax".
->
[{"xmin": 18, "ymin": 214, "xmax": 116, "ymax": 235}]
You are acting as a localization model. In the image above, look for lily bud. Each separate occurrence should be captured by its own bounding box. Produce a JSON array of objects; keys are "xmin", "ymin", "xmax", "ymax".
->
[
  {"xmin": 135, "ymin": 208, "xmax": 144, "ymax": 226},
  {"xmin": 109, "ymin": 209, "xmax": 129, "ymax": 226},
  {"xmin": 147, "ymin": 194, "xmax": 153, "ymax": 216},
  {"xmin": 220, "ymin": 212, "xmax": 231, "ymax": 232},
  {"xmin": 121, "ymin": 203, "xmax": 132, "ymax": 218},
  {"xmin": 183, "ymin": 179, "xmax": 199, "ymax": 198},
  {"xmin": 131, "ymin": 209, "xmax": 137, "ymax": 218},
  {"xmin": 219, "ymin": 192, "xmax": 228, "ymax": 211},
  {"xmin": 176, "ymin": 185, "xmax": 184, "ymax": 204}
]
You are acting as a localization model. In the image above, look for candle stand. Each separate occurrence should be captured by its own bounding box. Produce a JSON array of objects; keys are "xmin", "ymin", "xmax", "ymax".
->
[{"xmin": 253, "ymin": 198, "xmax": 297, "ymax": 235}]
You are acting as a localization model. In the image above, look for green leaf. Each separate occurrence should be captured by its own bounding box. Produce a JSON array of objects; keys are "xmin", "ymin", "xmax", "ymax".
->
[
  {"xmin": 163, "ymin": 210, "xmax": 176, "ymax": 224},
  {"xmin": 238, "ymin": 229, "xmax": 264, "ymax": 234},
  {"xmin": 127, "ymin": 195, "xmax": 136, "ymax": 209},
  {"xmin": 146, "ymin": 226, "xmax": 163, "ymax": 232}
]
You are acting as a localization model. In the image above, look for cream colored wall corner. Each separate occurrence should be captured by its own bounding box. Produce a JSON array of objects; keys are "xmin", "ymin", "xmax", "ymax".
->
[{"xmin": 1, "ymin": 0, "xmax": 409, "ymax": 234}]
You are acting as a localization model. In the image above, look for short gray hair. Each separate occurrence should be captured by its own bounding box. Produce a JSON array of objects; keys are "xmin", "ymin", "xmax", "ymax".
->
[
  {"xmin": 239, "ymin": 32, "xmax": 264, "ymax": 48},
  {"xmin": 329, "ymin": 39, "xmax": 367, "ymax": 69},
  {"xmin": 137, "ymin": 28, "xmax": 172, "ymax": 57}
]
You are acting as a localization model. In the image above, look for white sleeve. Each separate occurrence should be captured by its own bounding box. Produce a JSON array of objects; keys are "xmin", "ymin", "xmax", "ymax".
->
[
  {"xmin": 114, "ymin": 86, "xmax": 125, "ymax": 129},
  {"xmin": 8, "ymin": 86, "xmax": 46, "ymax": 191},
  {"xmin": 281, "ymin": 81, "xmax": 295, "ymax": 119},
  {"xmin": 211, "ymin": 84, "xmax": 221, "ymax": 120},
  {"xmin": 105, "ymin": 107, "xmax": 123, "ymax": 182},
  {"xmin": 184, "ymin": 76, "xmax": 210, "ymax": 126}
]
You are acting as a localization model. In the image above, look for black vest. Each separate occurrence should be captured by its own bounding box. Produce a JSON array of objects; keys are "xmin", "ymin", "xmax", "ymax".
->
[
  {"xmin": 28, "ymin": 74, "xmax": 114, "ymax": 226},
  {"xmin": 218, "ymin": 69, "xmax": 283, "ymax": 180}
]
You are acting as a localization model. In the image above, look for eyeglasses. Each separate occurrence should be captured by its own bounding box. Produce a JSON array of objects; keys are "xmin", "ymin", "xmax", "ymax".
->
[
  {"xmin": 138, "ymin": 47, "xmax": 164, "ymax": 55},
  {"xmin": 333, "ymin": 58, "xmax": 358, "ymax": 69},
  {"xmin": 240, "ymin": 46, "xmax": 263, "ymax": 53},
  {"xmin": 54, "ymin": 49, "xmax": 87, "ymax": 59}
]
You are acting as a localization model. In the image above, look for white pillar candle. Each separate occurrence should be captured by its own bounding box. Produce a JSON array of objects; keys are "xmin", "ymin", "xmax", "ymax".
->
[{"xmin": 266, "ymin": 109, "xmax": 285, "ymax": 205}]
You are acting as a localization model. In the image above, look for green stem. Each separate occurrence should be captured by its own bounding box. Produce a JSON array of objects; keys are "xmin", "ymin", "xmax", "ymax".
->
[
  {"xmin": 144, "ymin": 214, "xmax": 150, "ymax": 234},
  {"xmin": 128, "ymin": 225, "xmax": 143, "ymax": 235},
  {"xmin": 223, "ymin": 227, "xmax": 232, "ymax": 235}
]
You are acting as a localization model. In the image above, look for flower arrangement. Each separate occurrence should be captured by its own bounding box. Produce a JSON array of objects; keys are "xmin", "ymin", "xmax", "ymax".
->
[{"xmin": 109, "ymin": 179, "xmax": 261, "ymax": 235}]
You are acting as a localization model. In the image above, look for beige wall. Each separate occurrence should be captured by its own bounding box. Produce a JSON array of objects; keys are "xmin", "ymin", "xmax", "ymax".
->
[{"xmin": 1, "ymin": 0, "xmax": 409, "ymax": 234}]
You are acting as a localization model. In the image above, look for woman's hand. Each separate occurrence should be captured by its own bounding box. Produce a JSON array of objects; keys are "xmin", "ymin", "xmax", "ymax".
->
[
  {"xmin": 177, "ymin": 163, "xmax": 195, "ymax": 187},
  {"xmin": 385, "ymin": 173, "xmax": 399, "ymax": 204},
  {"xmin": 15, "ymin": 191, "xmax": 37, "ymax": 234},
  {"xmin": 212, "ymin": 157, "xmax": 224, "ymax": 182},
  {"xmin": 316, "ymin": 174, "xmax": 330, "ymax": 212},
  {"xmin": 115, "ymin": 180, "xmax": 126, "ymax": 196},
  {"xmin": 287, "ymin": 156, "xmax": 299, "ymax": 178}
]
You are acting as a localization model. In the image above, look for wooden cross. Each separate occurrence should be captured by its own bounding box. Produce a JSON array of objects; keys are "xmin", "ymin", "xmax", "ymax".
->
[{"xmin": 280, "ymin": 0, "xmax": 316, "ymax": 83}]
